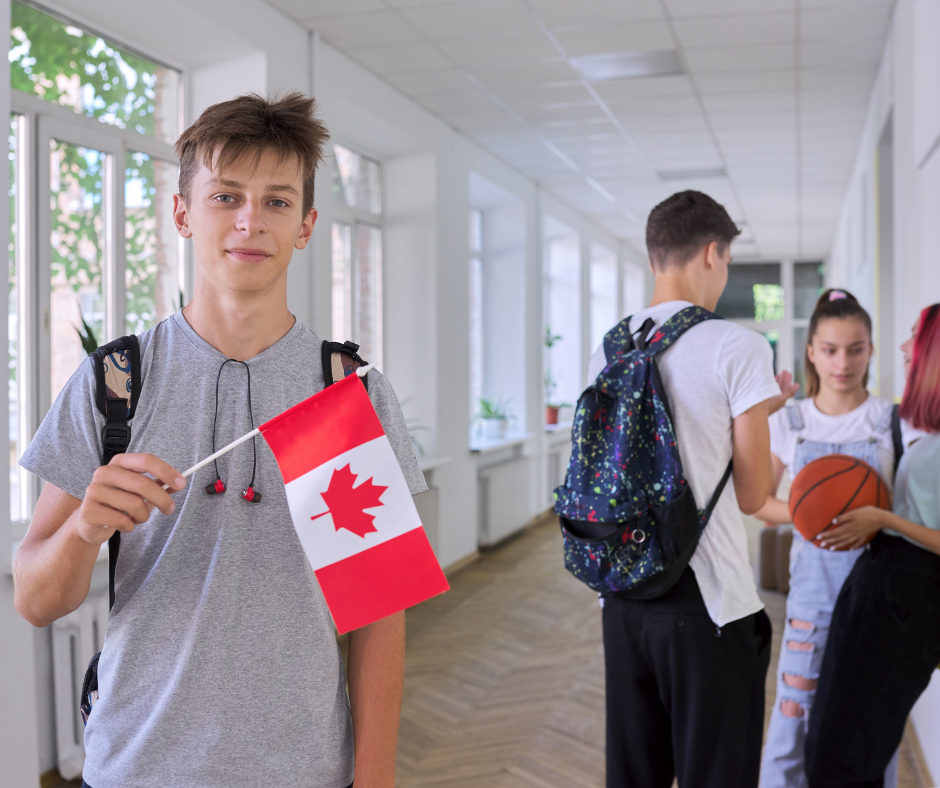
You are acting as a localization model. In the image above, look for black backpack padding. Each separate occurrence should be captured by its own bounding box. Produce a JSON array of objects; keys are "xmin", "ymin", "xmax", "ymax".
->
[
  {"xmin": 891, "ymin": 403, "xmax": 904, "ymax": 478},
  {"xmin": 322, "ymin": 339, "xmax": 369, "ymax": 392},
  {"xmin": 90, "ymin": 334, "xmax": 142, "ymax": 609}
]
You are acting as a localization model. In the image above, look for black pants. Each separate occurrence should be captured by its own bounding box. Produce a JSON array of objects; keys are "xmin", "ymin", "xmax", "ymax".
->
[
  {"xmin": 602, "ymin": 567, "xmax": 772, "ymax": 788},
  {"xmin": 805, "ymin": 533, "xmax": 940, "ymax": 788}
]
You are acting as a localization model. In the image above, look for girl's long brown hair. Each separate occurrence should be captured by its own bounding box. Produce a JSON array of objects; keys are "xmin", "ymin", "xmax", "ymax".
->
[{"xmin": 804, "ymin": 289, "xmax": 873, "ymax": 398}]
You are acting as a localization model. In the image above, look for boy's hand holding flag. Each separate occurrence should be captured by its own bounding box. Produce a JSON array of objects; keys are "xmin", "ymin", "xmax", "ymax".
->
[{"xmin": 180, "ymin": 369, "xmax": 449, "ymax": 633}]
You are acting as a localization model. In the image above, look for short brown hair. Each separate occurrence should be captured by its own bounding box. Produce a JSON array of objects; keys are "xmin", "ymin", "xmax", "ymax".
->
[
  {"xmin": 646, "ymin": 190, "xmax": 740, "ymax": 269},
  {"xmin": 175, "ymin": 92, "xmax": 329, "ymax": 216}
]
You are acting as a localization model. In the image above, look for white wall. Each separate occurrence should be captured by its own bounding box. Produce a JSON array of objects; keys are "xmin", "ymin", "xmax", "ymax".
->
[
  {"xmin": 3, "ymin": 1, "xmax": 641, "ymax": 780},
  {"xmin": 829, "ymin": 1, "xmax": 940, "ymax": 777}
]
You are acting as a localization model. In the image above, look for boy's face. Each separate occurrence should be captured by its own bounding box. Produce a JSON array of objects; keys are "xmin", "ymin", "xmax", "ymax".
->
[{"xmin": 173, "ymin": 148, "xmax": 316, "ymax": 297}]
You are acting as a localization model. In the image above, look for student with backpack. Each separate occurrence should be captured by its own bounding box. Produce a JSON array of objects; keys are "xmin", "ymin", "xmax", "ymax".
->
[
  {"xmin": 755, "ymin": 290, "xmax": 900, "ymax": 788},
  {"xmin": 562, "ymin": 190, "xmax": 792, "ymax": 788},
  {"xmin": 804, "ymin": 303, "xmax": 940, "ymax": 788},
  {"xmin": 12, "ymin": 94, "xmax": 421, "ymax": 788}
]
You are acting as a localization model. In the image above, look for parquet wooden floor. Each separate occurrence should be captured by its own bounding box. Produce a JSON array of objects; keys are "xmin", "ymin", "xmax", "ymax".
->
[{"xmin": 397, "ymin": 515, "xmax": 929, "ymax": 788}]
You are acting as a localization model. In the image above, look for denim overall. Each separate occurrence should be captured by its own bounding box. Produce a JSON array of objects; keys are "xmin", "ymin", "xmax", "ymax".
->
[{"xmin": 760, "ymin": 404, "xmax": 899, "ymax": 788}]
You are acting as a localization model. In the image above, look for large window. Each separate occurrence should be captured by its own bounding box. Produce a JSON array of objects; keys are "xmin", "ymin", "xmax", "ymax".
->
[
  {"xmin": 468, "ymin": 209, "xmax": 484, "ymax": 420},
  {"xmin": 543, "ymin": 219, "xmax": 581, "ymax": 411},
  {"xmin": 8, "ymin": 2, "xmax": 182, "ymax": 530},
  {"xmin": 590, "ymin": 243, "xmax": 617, "ymax": 352},
  {"xmin": 716, "ymin": 260, "xmax": 824, "ymax": 395},
  {"xmin": 330, "ymin": 144, "xmax": 383, "ymax": 369}
]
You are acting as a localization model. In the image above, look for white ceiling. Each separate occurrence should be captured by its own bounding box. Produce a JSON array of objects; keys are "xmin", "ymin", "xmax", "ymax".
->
[{"xmin": 265, "ymin": 0, "xmax": 895, "ymax": 260}]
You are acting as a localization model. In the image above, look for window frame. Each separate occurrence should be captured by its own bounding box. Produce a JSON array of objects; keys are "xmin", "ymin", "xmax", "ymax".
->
[
  {"xmin": 10, "ymin": 87, "xmax": 182, "ymax": 538},
  {"xmin": 330, "ymin": 142, "xmax": 384, "ymax": 371}
]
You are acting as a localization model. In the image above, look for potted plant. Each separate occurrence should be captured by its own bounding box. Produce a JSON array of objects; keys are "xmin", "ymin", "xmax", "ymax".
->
[
  {"xmin": 476, "ymin": 396, "xmax": 512, "ymax": 440},
  {"xmin": 543, "ymin": 325, "xmax": 570, "ymax": 424},
  {"xmin": 543, "ymin": 370, "xmax": 571, "ymax": 425}
]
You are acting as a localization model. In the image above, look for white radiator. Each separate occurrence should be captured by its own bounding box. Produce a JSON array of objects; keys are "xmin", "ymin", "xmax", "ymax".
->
[
  {"xmin": 51, "ymin": 592, "xmax": 109, "ymax": 780},
  {"xmin": 479, "ymin": 457, "xmax": 531, "ymax": 547}
]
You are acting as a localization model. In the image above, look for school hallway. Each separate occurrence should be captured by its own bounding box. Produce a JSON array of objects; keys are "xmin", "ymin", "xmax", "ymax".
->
[{"xmin": 392, "ymin": 516, "xmax": 932, "ymax": 788}]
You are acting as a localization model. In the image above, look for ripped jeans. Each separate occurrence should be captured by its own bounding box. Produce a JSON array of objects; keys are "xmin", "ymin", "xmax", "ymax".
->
[
  {"xmin": 760, "ymin": 434, "xmax": 899, "ymax": 788},
  {"xmin": 759, "ymin": 534, "xmax": 901, "ymax": 788}
]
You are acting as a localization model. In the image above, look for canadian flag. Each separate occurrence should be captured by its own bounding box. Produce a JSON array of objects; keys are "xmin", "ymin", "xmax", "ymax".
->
[{"xmin": 259, "ymin": 373, "xmax": 449, "ymax": 633}]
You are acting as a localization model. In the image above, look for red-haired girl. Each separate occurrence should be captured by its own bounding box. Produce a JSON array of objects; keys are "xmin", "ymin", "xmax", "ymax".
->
[{"xmin": 805, "ymin": 303, "xmax": 940, "ymax": 787}]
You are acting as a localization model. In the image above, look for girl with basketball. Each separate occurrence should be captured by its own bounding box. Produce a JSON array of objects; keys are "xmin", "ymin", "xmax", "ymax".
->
[
  {"xmin": 756, "ymin": 289, "xmax": 900, "ymax": 788},
  {"xmin": 805, "ymin": 303, "xmax": 940, "ymax": 788}
]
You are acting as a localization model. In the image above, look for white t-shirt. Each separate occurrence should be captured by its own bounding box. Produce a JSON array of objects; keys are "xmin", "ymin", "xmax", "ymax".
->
[
  {"xmin": 587, "ymin": 301, "xmax": 780, "ymax": 626},
  {"xmin": 768, "ymin": 395, "xmax": 896, "ymax": 490}
]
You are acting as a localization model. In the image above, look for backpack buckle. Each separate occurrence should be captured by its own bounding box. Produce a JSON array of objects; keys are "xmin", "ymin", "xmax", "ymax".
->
[{"xmin": 101, "ymin": 422, "xmax": 131, "ymax": 460}]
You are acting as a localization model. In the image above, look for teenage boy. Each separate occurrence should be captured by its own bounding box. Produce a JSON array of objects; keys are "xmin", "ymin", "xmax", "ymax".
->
[
  {"xmin": 586, "ymin": 191, "xmax": 796, "ymax": 788},
  {"xmin": 13, "ymin": 93, "xmax": 421, "ymax": 788}
]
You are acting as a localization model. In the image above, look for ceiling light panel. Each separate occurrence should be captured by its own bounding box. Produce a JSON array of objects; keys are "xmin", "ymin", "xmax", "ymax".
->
[
  {"xmin": 657, "ymin": 167, "xmax": 728, "ymax": 181},
  {"xmin": 570, "ymin": 50, "xmax": 684, "ymax": 82}
]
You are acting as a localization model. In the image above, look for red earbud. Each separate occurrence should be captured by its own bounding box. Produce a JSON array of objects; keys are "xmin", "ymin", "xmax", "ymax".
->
[
  {"xmin": 242, "ymin": 486, "xmax": 262, "ymax": 503},
  {"xmin": 205, "ymin": 478, "xmax": 226, "ymax": 495}
]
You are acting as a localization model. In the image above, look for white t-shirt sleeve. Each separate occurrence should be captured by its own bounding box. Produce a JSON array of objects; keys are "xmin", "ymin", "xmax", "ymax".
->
[
  {"xmin": 768, "ymin": 407, "xmax": 794, "ymax": 470},
  {"xmin": 586, "ymin": 343, "xmax": 606, "ymax": 386},
  {"xmin": 718, "ymin": 327, "xmax": 780, "ymax": 419}
]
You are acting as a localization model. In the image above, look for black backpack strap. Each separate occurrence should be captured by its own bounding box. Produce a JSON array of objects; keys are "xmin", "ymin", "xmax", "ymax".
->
[
  {"xmin": 891, "ymin": 403, "xmax": 904, "ymax": 477},
  {"xmin": 322, "ymin": 340, "xmax": 369, "ymax": 392},
  {"xmin": 90, "ymin": 335, "xmax": 140, "ymax": 610}
]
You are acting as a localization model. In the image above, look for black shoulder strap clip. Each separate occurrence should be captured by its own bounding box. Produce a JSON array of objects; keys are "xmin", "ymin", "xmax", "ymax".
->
[
  {"xmin": 891, "ymin": 403, "xmax": 904, "ymax": 477},
  {"xmin": 322, "ymin": 339, "xmax": 369, "ymax": 392},
  {"xmin": 90, "ymin": 335, "xmax": 141, "ymax": 610}
]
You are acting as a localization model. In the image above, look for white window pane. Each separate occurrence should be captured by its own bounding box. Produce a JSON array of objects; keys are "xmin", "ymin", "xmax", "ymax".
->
[
  {"xmin": 623, "ymin": 263, "xmax": 645, "ymax": 318},
  {"xmin": 9, "ymin": 114, "xmax": 25, "ymax": 523},
  {"xmin": 125, "ymin": 152, "xmax": 181, "ymax": 333},
  {"xmin": 590, "ymin": 245, "xmax": 617, "ymax": 351},
  {"xmin": 545, "ymin": 233, "xmax": 581, "ymax": 405},
  {"xmin": 331, "ymin": 222, "xmax": 351, "ymax": 341},
  {"xmin": 332, "ymin": 144, "xmax": 381, "ymax": 214},
  {"xmin": 10, "ymin": 1, "xmax": 180, "ymax": 144},
  {"xmin": 354, "ymin": 222, "xmax": 382, "ymax": 367},
  {"xmin": 469, "ymin": 209, "xmax": 483, "ymax": 253},
  {"xmin": 50, "ymin": 140, "xmax": 106, "ymax": 404},
  {"xmin": 469, "ymin": 255, "xmax": 484, "ymax": 418}
]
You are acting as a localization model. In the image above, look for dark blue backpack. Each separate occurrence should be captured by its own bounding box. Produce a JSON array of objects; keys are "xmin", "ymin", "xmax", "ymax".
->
[{"xmin": 554, "ymin": 306, "xmax": 733, "ymax": 599}]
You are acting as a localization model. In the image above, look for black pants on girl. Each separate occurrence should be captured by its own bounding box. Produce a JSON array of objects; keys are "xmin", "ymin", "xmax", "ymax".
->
[
  {"xmin": 805, "ymin": 533, "xmax": 940, "ymax": 788},
  {"xmin": 602, "ymin": 567, "xmax": 772, "ymax": 788}
]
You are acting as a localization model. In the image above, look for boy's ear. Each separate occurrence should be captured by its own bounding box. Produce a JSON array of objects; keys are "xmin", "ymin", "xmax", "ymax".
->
[
  {"xmin": 702, "ymin": 241, "xmax": 720, "ymax": 270},
  {"xmin": 295, "ymin": 208, "xmax": 318, "ymax": 251},
  {"xmin": 173, "ymin": 193, "xmax": 192, "ymax": 239}
]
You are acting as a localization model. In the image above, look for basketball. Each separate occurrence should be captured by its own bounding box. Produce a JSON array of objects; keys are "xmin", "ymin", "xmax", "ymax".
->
[{"xmin": 789, "ymin": 454, "xmax": 891, "ymax": 549}]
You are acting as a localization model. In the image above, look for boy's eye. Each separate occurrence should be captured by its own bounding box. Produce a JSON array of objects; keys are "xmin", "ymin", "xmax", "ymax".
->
[
  {"xmin": 270, "ymin": 199, "xmax": 288, "ymax": 208},
  {"xmin": 215, "ymin": 194, "xmax": 235, "ymax": 203}
]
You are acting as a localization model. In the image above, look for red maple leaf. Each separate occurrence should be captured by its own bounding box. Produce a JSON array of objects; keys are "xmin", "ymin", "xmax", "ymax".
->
[{"xmin": 310, "ymin": 464, "xmax": 388, "ymax": 538}]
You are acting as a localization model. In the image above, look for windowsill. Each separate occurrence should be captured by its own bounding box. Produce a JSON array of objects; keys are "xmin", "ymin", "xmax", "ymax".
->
[
  {"xmin": 469, "ymin": 432, "xmax": 532, "ymax": 454},
  {"xmin": 418, "ymin": 456, "xmax": 452, "ymax": 473},
  {"xmin": 544, "ymin": 421, "xmax": 573, "ymax": 433}
]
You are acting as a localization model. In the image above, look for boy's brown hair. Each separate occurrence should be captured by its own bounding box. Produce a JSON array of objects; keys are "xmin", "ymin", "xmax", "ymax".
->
[
  {"xmin": 646, "ymin": 190, "xmax": 740, "ymax": 269},
  {"xmin": 175, "ymin": 92, "xmax": 329, "ymax": 216}
]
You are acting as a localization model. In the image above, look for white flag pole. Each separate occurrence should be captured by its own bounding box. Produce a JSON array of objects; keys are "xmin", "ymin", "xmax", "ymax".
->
[
  {"xmin": 162, "ymin": 428, "xmax": 260, "ymax": 489},
  {"xmin": 165, "ymin": 368, "xmax": 373, "ymax": 489}
]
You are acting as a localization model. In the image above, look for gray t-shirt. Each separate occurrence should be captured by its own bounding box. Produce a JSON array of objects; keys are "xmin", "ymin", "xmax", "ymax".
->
[{"xmin": 20, "ymin": 312, "xmax": 427, "ymax": 788}]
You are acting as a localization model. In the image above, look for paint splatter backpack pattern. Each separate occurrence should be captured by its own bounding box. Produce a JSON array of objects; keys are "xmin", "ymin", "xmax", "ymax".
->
[{"xmin": 554, "ymin": 306, "xmax": 733, "ymax": 599}]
